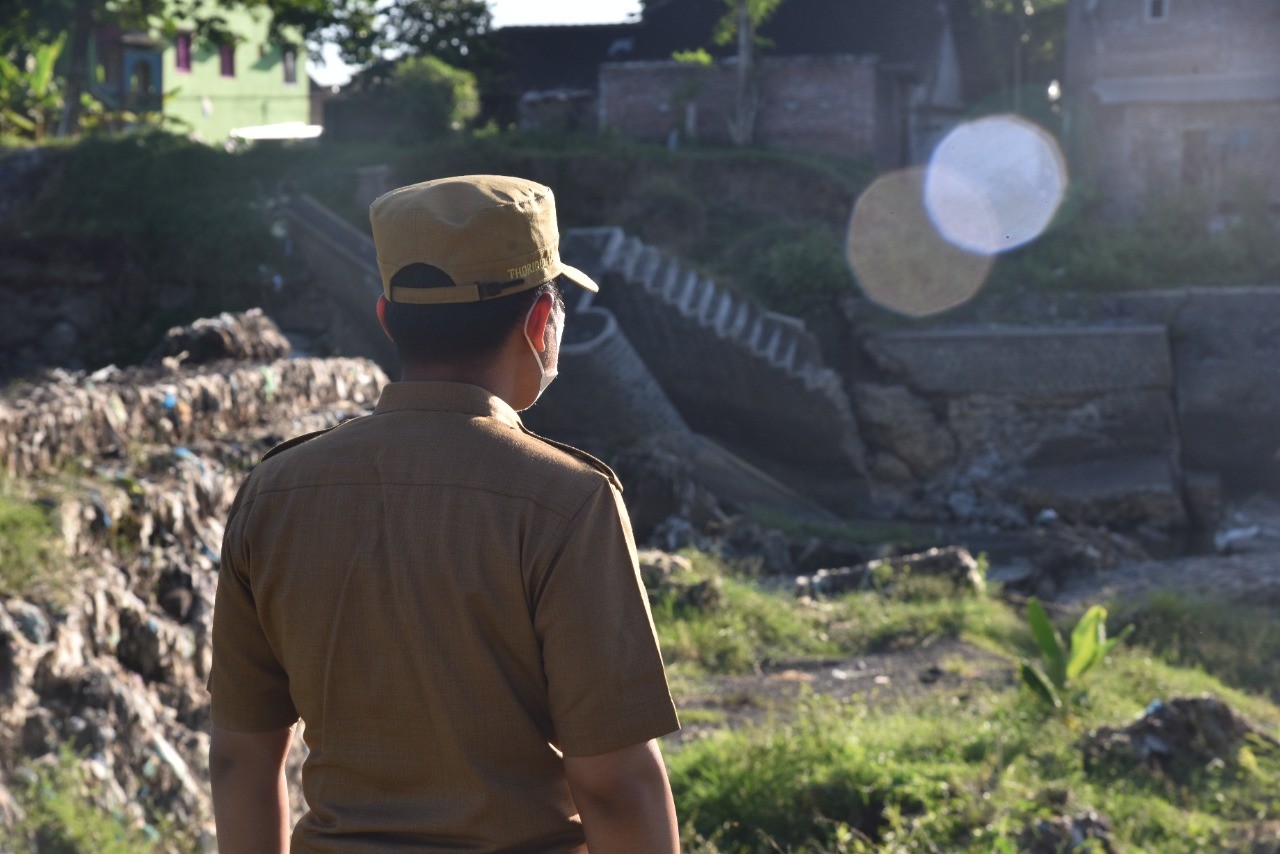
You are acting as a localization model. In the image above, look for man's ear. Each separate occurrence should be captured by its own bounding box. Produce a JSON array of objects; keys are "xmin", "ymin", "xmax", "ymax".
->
[
  {"xmin": 524, "ymin": 293, "xmax": 555, "ymax": 353},
  {"xmin": 376, "ymin": 295, "xmax": 394, "ymax": 342}
]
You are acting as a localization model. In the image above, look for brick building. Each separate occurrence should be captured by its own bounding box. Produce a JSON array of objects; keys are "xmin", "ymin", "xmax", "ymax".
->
[
  {"xmin": 1065, "ymin": 0, "xmax": 1280, "ymax": 218},
  {"xmin": 496, "ymin": 0, "xmax": 974, "ymax": 167}
]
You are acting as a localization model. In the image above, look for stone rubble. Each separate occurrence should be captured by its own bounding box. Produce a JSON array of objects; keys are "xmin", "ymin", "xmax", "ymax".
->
[
  {"xmin": 1018, "ymin": 810, "xmax": 1116, "ymax": 854},
  {"xmin": 1083, "ymin": 694, "xmax": 1280, "ymax": 783},
  {"xmin": 145, "ymin": 308, "xmax": 293, "ymax": 368},
  {"xmin": 794, "ymin": 546, "xmax": 986, "ymax": 597},
  {"xmin": 0, "ymin": 312, "xmax": 386, "ymax": 845}
]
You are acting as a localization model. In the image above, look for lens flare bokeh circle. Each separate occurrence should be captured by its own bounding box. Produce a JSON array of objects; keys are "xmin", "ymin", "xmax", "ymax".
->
[
  {"xmin": 846, "ymin": 168, "xmax": 994, "ymax": 318},
  {"xmin": 924, "ymin": 115, "xmax": 1068, "ymax": 256}
]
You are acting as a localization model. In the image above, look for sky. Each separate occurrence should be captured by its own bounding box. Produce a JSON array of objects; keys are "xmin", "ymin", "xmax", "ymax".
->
[{"xmin": 309, "ymin": 0, "xmax": 644, "ymax": 86}]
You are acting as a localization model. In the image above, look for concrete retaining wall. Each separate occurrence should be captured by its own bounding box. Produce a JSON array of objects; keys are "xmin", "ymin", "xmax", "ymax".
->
[
  {"xmin": 0, "ymin": 149, "xmax": 50, "ymax": 223},
  {"xmin": 1113, "ymin": 287, "xmax": 1280, "ymax": 490},
  {"xmin": 870, "ymin": 326, "xmax": 1174, "ymax": 397},
  {"xmin": 860, "ymin": 324, "xmax": 1187, "ymax": 529}
]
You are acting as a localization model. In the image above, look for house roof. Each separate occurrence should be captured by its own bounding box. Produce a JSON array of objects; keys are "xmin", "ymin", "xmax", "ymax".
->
[{"xmin": 493, "ymin": 23, "xmax": 640, "ymax": 95}]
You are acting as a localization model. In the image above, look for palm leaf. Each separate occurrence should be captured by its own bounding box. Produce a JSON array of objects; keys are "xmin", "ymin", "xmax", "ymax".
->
[
  {"xmin": 1026, "ymin": 598, "xmax": 1066, "ymax": 689},
  {"xmin": 1019, "ymin": 660, "xmax": 1061, "ymax": 709}
]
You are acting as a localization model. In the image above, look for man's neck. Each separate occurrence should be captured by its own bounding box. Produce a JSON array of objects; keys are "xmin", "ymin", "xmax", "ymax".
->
[{"xmin": 398, "ymin": 362, "xmax": 523, "ymax": 411}]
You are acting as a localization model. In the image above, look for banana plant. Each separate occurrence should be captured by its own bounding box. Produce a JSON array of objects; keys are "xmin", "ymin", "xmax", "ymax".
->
[
  {"xmin": 1019, "ymin": 597, "xmax": 1133, "ymax": 710},
  {"xmin": 0, "ymin": 34, "xmax": 66, "ymax": 139}
]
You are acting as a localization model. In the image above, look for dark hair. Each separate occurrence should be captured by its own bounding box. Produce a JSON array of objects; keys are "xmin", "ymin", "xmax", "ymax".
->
[{"xmin": 383, "ymin": 264, "xmax": 564, "ymax": 367}]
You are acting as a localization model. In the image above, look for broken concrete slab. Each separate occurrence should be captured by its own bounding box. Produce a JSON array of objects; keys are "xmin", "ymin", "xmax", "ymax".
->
[{"xmin": 1010, "ymin": 456, "xmax": 1188, "ymax": 532}]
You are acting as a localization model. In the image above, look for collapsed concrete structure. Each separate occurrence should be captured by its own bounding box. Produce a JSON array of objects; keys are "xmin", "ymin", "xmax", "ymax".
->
[{"xmin": 277, "ymin": 193, "xmax": 1280, "ymax": 545}]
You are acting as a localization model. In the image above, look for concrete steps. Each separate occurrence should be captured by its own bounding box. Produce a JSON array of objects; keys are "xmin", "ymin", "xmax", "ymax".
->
[{"xmin": 597, "ymin": 228, "xmax": 844, "ymax": 395}]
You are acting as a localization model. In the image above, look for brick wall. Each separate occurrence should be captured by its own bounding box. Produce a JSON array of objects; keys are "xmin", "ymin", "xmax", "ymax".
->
[
  {"xmin": 1094, "ymin": 101, "xmax": 1280, "ymax": 214},
  {"xmin": 599, "ymin": 55, "xmax": 879, "ymax": 158},
  {"xmin": 1066, "ymin": 0, "xmax": 1280, "ymax": 214},
  {"xmin": 1085, "ymin": 0, "xmax": 1279, "ymax": 79}
]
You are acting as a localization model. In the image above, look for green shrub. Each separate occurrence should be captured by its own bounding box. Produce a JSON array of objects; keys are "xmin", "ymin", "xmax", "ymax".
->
[
  {"xmin": 0, "ymin": 35, "xmax": 65, "ymax": 140},
  {"xmin": 668, "ymin": 696, "xmax": 998, "ymax": 852},
  {"xmin": 0, "ymin": 482, "xmax": 63, "ymax": 599},
  {"xmin": 26, "ymin": 131, "xmax": 274, "ymax": 294},
  {"xmin": 734, "ymin": 222, "xmax": 853, "ymax": 318},
  {"xmin": 389, "ymin": 56, "xmax": 480, "ymax": 141},
  {"xmin": 669, "ymin": 704, "xmax": 904, "ymax": 851},
  {"xmin": 666, "ymin": 659, "xmax": 1280, "ymax": 853}
]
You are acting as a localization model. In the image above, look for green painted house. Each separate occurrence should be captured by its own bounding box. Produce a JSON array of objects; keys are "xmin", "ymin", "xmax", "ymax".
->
[{"xmin": 91, "ymin": 6, "xmax": 312, "ymax": 142}]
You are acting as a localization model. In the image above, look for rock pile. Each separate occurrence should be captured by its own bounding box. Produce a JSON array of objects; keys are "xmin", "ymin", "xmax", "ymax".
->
[
  {"xmin": 0, "ymin": 312, "xmax": 387, "ymax": 844},
  {"xmin": 0, "ymin": 347, "xmax": 382, "ymax": 479},
  {"xmin": 794, "ymin": 547, "xmax": 986, "ymax": 597},
  {"xmin": 1019, "ymin": 810, "xmax": 1115, "ymax": 854},
  {"xmin": 1083, "ymin": 694, "xmax": 1280, "ymax": 783},
  {"xmin": 146, "ymin": 308, "xmax": 293, "ymax": 368}
]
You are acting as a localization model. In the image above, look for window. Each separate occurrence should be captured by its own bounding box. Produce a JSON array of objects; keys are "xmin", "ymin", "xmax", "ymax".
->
[
  {"xmin": 175, "ymin": 32, "xmax": 192, "ymax": 72},
  {"xmin": 1146, "ymin": 0, "xmax": 1168, "ymax": 21},
  {"xmin": 283, "ymin": 48, "xmax": 297, "ymax": 85},
  {"xmin": 219, "ymin": 43, "xmax": 235, "ymax": 77}
]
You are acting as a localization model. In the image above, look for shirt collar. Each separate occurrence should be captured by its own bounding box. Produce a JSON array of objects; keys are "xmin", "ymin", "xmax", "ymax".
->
[{"xmin": 373, "ymin": 381, "xmax": 524, "ymax": 430}]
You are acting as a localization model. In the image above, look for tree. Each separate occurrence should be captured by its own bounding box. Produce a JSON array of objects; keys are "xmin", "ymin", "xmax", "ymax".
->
[
  {"xmin": 386, "ymin": 54, "xmax": 480, "ymax": 139},
  {"xmin": 0, "ymin": 0, "xmax": 329, "ymax": 135},
  {"xmin": 712, "ymin": 0, "xmax": 786, "ymax": 146},
  {"xmin": 968, "ymin": 0, "xmax": 1068, "ymax": 115},
  {"xmin": 364, "ymin": 0, "xmax": 491, "ymax": 69},
  {"xmin": 0, "ymin": 34, "xmax": 64, "ymax": 139},
  {"xmin": 319, "ymin": 0, "xmax": 497, "ymax": 99}
]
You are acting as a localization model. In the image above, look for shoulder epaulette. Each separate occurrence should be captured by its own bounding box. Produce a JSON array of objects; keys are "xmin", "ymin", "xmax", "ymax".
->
[
  {"xmin": 261, "ymin": 428, "xmax": 333, "ymax": 462},
  {"xmin": 520, "ymin": 426, "xmax": 623, "ymax": 493},
  {"xmin": 261, "ymin": 415, "xmax": 361, "ymax": 462}
]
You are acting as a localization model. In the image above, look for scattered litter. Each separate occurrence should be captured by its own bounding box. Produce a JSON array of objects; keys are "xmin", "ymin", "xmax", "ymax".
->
[{"xmin": 1214, "ymin": 525, "xmax": 1260, "ymax": 554}]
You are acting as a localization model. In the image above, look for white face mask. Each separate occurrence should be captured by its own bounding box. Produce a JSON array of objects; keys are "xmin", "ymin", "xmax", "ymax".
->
[{"xmin": 523, "ymin": 298, "xmax": 564, "ymax": 405}]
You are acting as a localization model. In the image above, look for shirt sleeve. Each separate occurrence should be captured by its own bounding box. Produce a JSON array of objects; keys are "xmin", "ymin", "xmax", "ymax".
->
[
  {"xmin": 532, "ymin": 478, "xmax": 680, "ymax": 757},
  {"xmin": 207, "ymin": 487, "xmax": 299, "ymax": 732}
]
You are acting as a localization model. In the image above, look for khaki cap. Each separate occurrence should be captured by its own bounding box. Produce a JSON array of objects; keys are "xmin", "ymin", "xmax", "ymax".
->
[{"xmin": 369, "ymin": 175, "xmax": 600, "ymax": 304}]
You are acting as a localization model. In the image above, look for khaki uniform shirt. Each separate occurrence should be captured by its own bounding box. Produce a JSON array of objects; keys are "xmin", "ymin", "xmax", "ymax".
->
[{"xmin": 209, "ymin": 381, "xmax": 679, "ymax": 852}]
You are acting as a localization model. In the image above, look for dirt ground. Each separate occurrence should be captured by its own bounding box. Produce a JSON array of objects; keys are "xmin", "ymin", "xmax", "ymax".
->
[
  {"xmin": 667, "ymin": 639, "xmax": 1013, "ymax": 745},
  {"xmin": 1057, "ymin": 494, "xmax": 1280, "ymax": 607},
  {"xmin": 667, "ymin": 494, "xmax": 1280, "ymax": 746}
]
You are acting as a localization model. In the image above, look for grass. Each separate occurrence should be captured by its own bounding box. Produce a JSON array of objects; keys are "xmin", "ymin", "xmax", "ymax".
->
[
  {"xmin": 990, "ymin": 185, "xmax": 1280, "ymax": 295},
  {"xmin": 657, "ymin": 552, "xmax": 1280, "ymax": 853},
  {"xmin": 0, "ymin": 479, "xmax": 65, "ymax": 600},
  {"xmin": 3, "ymin": 746, "xmax": 174, "ymax": 853},
  {"xmin": 652, "ymin": 552, "xmax": 1022, "ymax": 680},
  {"xmin": 1114, "ymin": 590, "xmax": 1280, "ymax": 703}
]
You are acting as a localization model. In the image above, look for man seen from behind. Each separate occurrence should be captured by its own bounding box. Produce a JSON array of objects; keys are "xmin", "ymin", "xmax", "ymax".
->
[{"xmin": 207, "ymin": 175, "xmax": 682, "ymax": 852}]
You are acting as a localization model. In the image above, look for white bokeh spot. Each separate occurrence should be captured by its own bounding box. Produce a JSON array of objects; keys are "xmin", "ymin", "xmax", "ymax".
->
[{"xmin": 924, "ymin": 115, "xmax": 1068, "ymax": 256}]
